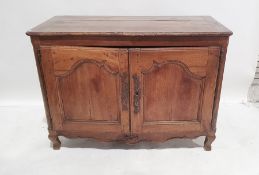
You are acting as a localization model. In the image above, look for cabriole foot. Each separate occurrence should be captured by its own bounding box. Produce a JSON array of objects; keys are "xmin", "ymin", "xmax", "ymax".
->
[
  {"xmin": 48, "ymin": 131, "xmax": 61, "ymax": 150},
  {"xmin": 204, "ymin": 135, "xmax": 216, "ymax": 151}
]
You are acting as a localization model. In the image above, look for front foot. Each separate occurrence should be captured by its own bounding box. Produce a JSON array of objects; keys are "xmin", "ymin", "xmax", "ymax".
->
[
  {"xmin": 204, "ymin": 135, "xmax": 216, "ymax": 151},
  {"xmin": 48, "ymin": 130, "xmax": 61, "ymax": 150}
]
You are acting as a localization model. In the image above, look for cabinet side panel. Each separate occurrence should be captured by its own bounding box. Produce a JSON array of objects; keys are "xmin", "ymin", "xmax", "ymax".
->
[
  {"xmin": 40, "ymin": 47, "xmax": 63, "ymax": 130},
  {"xmin": 200, "ymin": 47, "xmax": 220, "ymax": 132},
  {"xmin": 30, "ymin": 37, "xmax": 53, "ymax": 130},
  {"xmin": 212, "ymin": 41, "xmax": 229, "ymax": 132}
]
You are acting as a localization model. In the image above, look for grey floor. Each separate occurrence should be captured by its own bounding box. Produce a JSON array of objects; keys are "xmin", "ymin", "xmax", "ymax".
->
[{"xmin": 1, "ymin": 103, "xmax": 259, "ymax": 175}]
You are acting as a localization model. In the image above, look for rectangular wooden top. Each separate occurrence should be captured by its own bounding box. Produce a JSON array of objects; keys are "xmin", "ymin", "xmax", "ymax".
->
[{"xmin": 26, "ymin": 16, "xmax": 232, "ymax": 37}]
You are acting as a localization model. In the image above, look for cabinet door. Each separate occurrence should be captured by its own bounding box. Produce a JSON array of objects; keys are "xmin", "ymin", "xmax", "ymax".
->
[
  {"xmin": 40, "ymin": 46, "xmax": 129, "ymax": 139},
  {"xmin": 129, "ymin": 47, "xmax": 219, "ymax": 140}
]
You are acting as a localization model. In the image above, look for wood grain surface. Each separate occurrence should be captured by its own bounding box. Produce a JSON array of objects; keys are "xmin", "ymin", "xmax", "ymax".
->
[
  {"xmin": 26, "ymin": 16, "xmax": 232, "ymax": 36},
  {"xmin": 27, "ymin": 16, "xmax": 232, "ymax": 150}
]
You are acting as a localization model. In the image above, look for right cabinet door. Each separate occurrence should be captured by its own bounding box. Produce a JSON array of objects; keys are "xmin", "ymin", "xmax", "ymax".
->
[{"xmin": 129, "ymin": 47, "xmax": 220, "ymax": 140}]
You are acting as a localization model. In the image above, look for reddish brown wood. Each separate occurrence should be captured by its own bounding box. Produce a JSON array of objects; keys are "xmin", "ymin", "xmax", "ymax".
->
[
  {"xmin": 26, "ymin": 16, "xmax": 232, "ymax": 37},
  {"xmin": 129, "ymin": 47, "xmax": 220, "ymax": 140},
  {"xmin": 30, "ymin": 37, "xmax": 53, "ymax": 130},
  {"xmin": 34, "ymin": 35, "xmax": 230, "ymax": 47},
  {"xmin": 204, "ymin": 135, "xmax": 216, "ymax": 151},
  {"xmin": 40, "ymin": 46, "xmax": 130, "ymax": 136},
  {"xmin": 48, "ymin": 130, "xmax": 61, "ymax": 150},
  {"xmin": 27, "ymin": 16, "xmax": 232, "ymax": 150}
]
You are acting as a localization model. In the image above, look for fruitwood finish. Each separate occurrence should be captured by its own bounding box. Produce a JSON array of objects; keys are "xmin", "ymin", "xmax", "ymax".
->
[{"xmin": 27, "ymin": 16, "xmax": 232, "ymax": 151}]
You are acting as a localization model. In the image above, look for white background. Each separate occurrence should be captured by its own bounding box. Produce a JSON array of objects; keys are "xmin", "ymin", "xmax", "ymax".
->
[
  {"xmin": 1, "ymin": 1, "xmax": 259, "ymax": 175},
  {"xmin": 0, "ymin": 0, "xmax": 259, "ymax": 106}
]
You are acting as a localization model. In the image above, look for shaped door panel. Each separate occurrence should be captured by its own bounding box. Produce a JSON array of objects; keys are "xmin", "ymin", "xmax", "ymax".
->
[
  {"xmin": 129, "ymin": 47, "xmax": 220, "ymax": 138},
  {"xmin": 40, "ymin": 46, "xmax": 129, "ymax": 137}
]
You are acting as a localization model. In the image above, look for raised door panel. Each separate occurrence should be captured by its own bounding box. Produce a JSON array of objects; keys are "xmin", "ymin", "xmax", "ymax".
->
[
  {"xmin": 129, "ymin": 47, "xmax": 219, "ymax": 140},
  {"xmin": 142, "ymin": 61, "xmax": 204, "ymax": 122},
  {"xmin": 40, "ymin": 46, "xmax": 129, "ymax": 138},
  {"xmin": 58, "ymin": 61, "xmax": 119, "ymax": 122}
]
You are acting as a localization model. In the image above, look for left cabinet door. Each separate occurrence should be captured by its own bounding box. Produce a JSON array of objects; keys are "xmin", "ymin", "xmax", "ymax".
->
[{"xmin": 40, "ymin": 46, "xmax": 130, "ymax": 139}]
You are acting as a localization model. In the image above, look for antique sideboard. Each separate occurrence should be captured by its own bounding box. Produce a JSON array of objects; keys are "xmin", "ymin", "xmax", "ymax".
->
[{"xmin": 26, "ymin": 16, "xmax": 232, "ymax": 150}]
